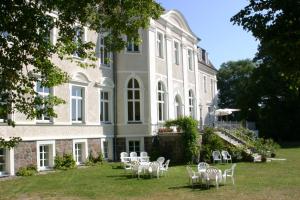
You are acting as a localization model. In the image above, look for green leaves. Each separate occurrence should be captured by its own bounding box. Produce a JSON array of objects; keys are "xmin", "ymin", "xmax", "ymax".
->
[{"xmin": 0, "ymin": 0, "xmax": 163, "ymax": 126}]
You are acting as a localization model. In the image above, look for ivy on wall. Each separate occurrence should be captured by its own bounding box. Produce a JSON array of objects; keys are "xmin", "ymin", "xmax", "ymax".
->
[{"xmin": 165, "ymin": 117, "xmax": 200, "ymax": 163}]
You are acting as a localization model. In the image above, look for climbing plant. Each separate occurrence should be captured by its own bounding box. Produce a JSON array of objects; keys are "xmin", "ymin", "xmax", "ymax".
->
[{"xmin": 165, "ymin": 117, "xmax": 200, "ymax": 163}]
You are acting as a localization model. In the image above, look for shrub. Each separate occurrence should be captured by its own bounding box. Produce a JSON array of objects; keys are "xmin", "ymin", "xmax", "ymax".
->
[
  {"xmin": 85, "ymin": 151, "xmax": 104, "ymax": 166},
  {"xmin": 253, "ymin": 138, "xmax": 280, "ymax": 158},
  {"xmin": 16, "ymin": 164, "xmax": 37, "ymax": 176},
  {"xmin": 54, "ymin": 154, "xmax": 76, "ymax": 170}
]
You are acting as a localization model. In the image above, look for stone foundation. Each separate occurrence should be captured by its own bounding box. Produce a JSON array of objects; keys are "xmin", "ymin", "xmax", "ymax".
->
[
  {"xmin": 88, "ymin": 138, "xmax": 101, "ymax": 158},
  {"xmin": 56, "ymin": 139, "xmax": 73, "ymax": 156},
  {"xmin": 14, "ymin": 141, "xmax": 37, "ymax": 172}
]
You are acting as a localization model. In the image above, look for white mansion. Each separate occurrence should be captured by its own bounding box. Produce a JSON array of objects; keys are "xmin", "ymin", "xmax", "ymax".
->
[{"xmin": 0, "ymin": 10, "xmax": 217, "ymax": 176}]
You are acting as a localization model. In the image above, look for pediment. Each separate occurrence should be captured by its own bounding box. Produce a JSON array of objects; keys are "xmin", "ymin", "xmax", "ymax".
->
[
  {"xmin": 71, "ymin": 72, "xmax": 91, "ymax": 85},
  {"xmin": 162, "ymin": 10, "xmax": 198, "ymax": 39}
]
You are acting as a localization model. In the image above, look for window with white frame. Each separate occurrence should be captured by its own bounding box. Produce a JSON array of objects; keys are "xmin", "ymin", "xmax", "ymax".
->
[
  {"xmin": 37, "ymin": 141, "xmax": 55, "ymax": 171},
  {"xmin": 127, "ymin": 38, "xmax": 140, "ymax": 53},
  {"xmin": 157, "ymin": 82, "xmax": 166, "ymax": 122},
  {"xmin": 73, "ymin": 27, "xmax": 85, "ymax": 58},
  {"xmin": 188, "ymin": 49, "xmax": 193, "ymax": 70},
  {"xmin": 71, "ymin": 86, "xmax": 84, "ymax": 122},
  {"xmin": 39, "ymin": 145, "xmax": 50, "ymax": 169},
  {"xmin": 174, "ymin": 41, "xmax": 179, "ymax": 65},
  {"xmin": 157, "ymin": 32, "xmax": 164, "ymax": 58},
  {"xmin": 127, "ymin": 78, "xmax": 141, "ymax": 123},
  {"xmin": 128, "ymin": 140, "xmax": 140, "ymax": 155},
  {"xmin": 204, "ymin": 76, "xmax": 207, "ymax": 93},
  {"xmin": 36, "ymin": 81, "xmax": 51, "ymax": 122},
  {"xmin": 100, "ymin": 91, "xmax": 110, "ymax": 123},
  {"xmin": 188, "ymin": 90, "xmax": 195, "ymax": 118},
  {"xmin": 0, "ymin": 148, "xmax": 6, "ymax": 175},
  {"xmin": 74, "ymin": 143, "xmax": 83, "ymax": 164},
  {"xmin": 102, "ymin": 140, "xmax": 109, "ymax": 159},
  {"xmin": 99, "ymin": 35, "xmax": 110, "ymax": 66}
]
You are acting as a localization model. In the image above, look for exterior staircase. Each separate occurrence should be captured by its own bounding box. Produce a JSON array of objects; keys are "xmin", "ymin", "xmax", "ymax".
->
[{"xmin": 214, "ymin": 129, "xmax": 262, "ymax": 162}]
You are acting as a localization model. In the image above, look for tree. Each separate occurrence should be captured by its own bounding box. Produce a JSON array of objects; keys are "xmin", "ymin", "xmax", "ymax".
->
[
  {"xmin": 0, "ymin": 0, "xmax": 163, "ymax": 124},
  {"xmin": 231, "ymin": 0, "xmax": 300, "ymax": 140},
  {"xmin": 217, "ymin": 59, "xmax": 256, "ymax": 120}
]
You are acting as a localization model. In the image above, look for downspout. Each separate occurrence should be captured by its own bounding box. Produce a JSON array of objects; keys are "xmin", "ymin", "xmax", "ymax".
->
[{"xmin": 113, "ymin": 52, "xmax": 118, "ymax": 161}]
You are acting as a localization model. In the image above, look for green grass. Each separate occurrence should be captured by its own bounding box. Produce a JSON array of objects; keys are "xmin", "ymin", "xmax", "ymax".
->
[{"xmin": 1, "ymin": 147, "xmax": 300, "ymax": 200}]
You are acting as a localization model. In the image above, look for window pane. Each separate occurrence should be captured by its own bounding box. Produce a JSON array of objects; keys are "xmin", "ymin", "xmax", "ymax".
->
[
  {"xmin": 134, "ymin": 91, "xmax": 140, "ymax": 99},
  {"xmin": 37, "ymin": 82, "xmax": 43, "ymax": 93},
  {"xmin": 134, "ymin": 79, "xmax": 139, "ymax": 89},
  {"xmin": 100, "ymin": 102, "xmax": 103, "ymax": 121},
  {"xmin": 104, "ymin": 102, "xmax": 109, "ymax": 121},
  {"xmin": 128, "ymin": 90, "xmax": 133, "ymax": 100},
  {"xmin": 104, "ymin": 92, "xmax": 108, "ymax": 100},
  {"xmin": 72, "ymin": 99, "xmax": 76, "ymax": 121},
  {"xmin": 128, "ymin": 102, "xmax": 133, "ymax": 121},
  {"xmin": 135, "ymin": 102, "xmax": 140, "ymax": 121},
  {"xmin": 134, "ymin": 44, "xmax": 139, "ymax": 52},
  {"xmin": 78, "ymin": 99, "xmax": 82, "ymax": 121}
]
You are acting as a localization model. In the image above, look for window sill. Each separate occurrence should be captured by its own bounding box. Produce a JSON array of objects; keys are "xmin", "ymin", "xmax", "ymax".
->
[
  {"xmin": 127, "ymin": 121, "xmax": 142, "ymax": 124},
  {"xmin": 72, "ymin": 122, "xmax": 85, "ymax": 125},
  {"xmin": 99, "ymin": 64, "xmax": 111, "ymax": 69},
  {"xmin": 36, "ymin": 121, "xmax": 53, "ymax": 125}
]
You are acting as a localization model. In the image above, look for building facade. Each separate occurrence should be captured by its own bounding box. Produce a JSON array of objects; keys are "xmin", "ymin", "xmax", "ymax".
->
[{"xmin": 0, "ymin": 10, "xmax": 217, "ymax": 176}]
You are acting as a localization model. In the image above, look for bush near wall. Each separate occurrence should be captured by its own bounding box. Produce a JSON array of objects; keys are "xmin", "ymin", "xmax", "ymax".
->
[
  {"xmin": 16, "ymin": 165, "xmax": 37, "ymax": 176},
  {"xmin": 54, "ymin": 154, "xmax": 76, "ymax": 170}
]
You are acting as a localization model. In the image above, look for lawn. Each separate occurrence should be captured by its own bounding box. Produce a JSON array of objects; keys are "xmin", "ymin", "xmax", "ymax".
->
[{"xmin": 1, "ymin": 147, "xmax": 300, "ymax": 200}]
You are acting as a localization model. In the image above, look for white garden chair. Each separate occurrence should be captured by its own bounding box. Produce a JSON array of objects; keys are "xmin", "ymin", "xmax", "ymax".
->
[
  {"xmin": 186, "ymin": 166, "xmax": 199, "ymax": 188},
  {"xmin": 149, "ymin": 161, "xmax": 160, "ymax": 179},
  {"xmin": 140, "ymin": 151, "xmax": 149, "ymax": 162},
  {"xmin": 212, "ymin": 151, "xmax": 222, "ymax": 164},
  {"xmin": 130, "ymin": 152, "xmax": 138, "ymax": 162},
  {"xmin": 131, "ymin": 161, "xmax": 142, "ymax": 179},
  {"xmin": 205, "ymin": 167, "xmax": 221, "ymax": 189},
  {"xmin": 221, "ymin": 150, "xmax": 232, "ymax": 163},
  {"xmin": 223, "ymin": 163, "xmax": 236, "ymax": 185},
  {"xmin": 197, "ymin": 162, "xmax": 209, "ymax": 173},
  {"xmin": 160, "ymin": 159, "xmax": 170, "ymax": 176},
  {"xmin": 157, "ymin": 157, "xmax": 165, "ymax": 168}
]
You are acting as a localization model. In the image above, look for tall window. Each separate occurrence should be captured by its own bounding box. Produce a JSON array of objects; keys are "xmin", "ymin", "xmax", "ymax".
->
[
  {"xmin": 100, "ymin": 91, "xmax": 110, "ymax": 123},
  {"xmin": 36, "ymin": 81, "xmax": 51, "ymax": 122},
  {"xmin": 201, "ymin": 49, "xmax": 206, "ymax": 62},
  {"xmin": 99, "ymin": 36, "xmax": 110, "ymax": 65},
  {"xmin": 74, "ymin": 143, "xmax": 83, "ymax": 164},
  {"xmin": 72, "ymin": 86, "xmax": 84, "ymax": 122},
  {"xmin": 127, "ymin": 78, "xmax": 141, "ymax": 123},
  {"xmin": 127, "ymin": 38, "xmax": 140, "ymax": 52},
  {"xmin": 39, "ymin": 145, "xmax": 49, "ymax": 169},
  {"xmin": 174, "ymin": 41, "xmax": 179, "ymax": 65},
  {"xmin": 129, "ymin": 140, "xmax": 140, "ymax": 155},
  {"xmin": 0, "ymin": 148, "xmax": 6, "ymax": 175},
  {"xmin": 188, "ymin": 49, "xmax": 193, "ymax": 70},
  {"xmin": 157, "ymin": 32, "xmax": 164, "ymax": 58},
  {"xmin": 174, "ymin": 95, "xmax": 182, "ymax": 119},
  {"xmin": 157, "ymin": 82, "xmax": 166, "ymax": 122},
  {"xmin": 188, "ymin": 90, "xmax": 195, "ymax": 118},
  {"xmin": 73, "ymin": 27, "xmax": 85, "ymax": 58},
  {"xmin": 204, "ymin": 76, "xmax": 207, "ymax": 93}
]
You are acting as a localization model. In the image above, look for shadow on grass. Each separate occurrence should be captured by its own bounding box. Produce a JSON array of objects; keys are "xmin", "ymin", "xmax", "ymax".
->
[
  {"xmin": 280, "ymin": 142, "xmax": 300, "ymax": 149},
  {"xmin": 168, "ymin": 184, "xmax": 212, "ymax": 190}
]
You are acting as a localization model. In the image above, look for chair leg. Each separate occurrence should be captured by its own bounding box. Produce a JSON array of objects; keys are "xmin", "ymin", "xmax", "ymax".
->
[{"xmin": 232, "ymin": 177, "xmax": 235, "ymax": 185}]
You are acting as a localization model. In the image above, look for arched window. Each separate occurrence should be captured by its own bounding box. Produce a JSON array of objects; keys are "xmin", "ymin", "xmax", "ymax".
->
[
  {"xmin": 174, "ymin": 95, "xmax": 182, "ymax": 119},
  {"xmin": 188, "ymin": 90, "xmax": 195, "ymax": 118},
  {"xmin": 157, "ymin": 82, "xmax": 166, "ymax": 122},
  {"xmin": 127, "ymin": 78, "xmax": 141, "ymax": 123}
]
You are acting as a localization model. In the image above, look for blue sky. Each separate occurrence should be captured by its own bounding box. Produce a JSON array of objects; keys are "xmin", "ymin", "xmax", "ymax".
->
[{"xmin": 156, "ymin": 0, "xmax": 259, "ymax": 68}]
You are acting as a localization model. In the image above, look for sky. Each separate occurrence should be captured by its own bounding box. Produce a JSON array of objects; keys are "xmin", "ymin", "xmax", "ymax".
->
[{"xmin": 156, "ymin": 0, "xmax": 259, "ymax": 69}]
